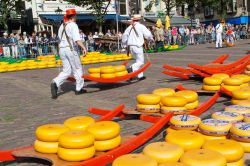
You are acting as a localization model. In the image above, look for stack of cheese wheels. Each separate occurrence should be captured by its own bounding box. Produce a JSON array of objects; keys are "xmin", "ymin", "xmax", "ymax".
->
[
  {"xmin": 221, "ymin": 78, "xmax": 243, "ymax": 92},
  {"xmin": 88, "ymin": 67, "xmax": 101, "ymax": 78},
  {"xmin": 244, "ymin": 65, "xmax": 250, "ymax": 76},
  {"xmin": 175, "ymin": 90, "xmax": 199, "ymax": 110},
  {"xmin": 114, "ymin": 65, "xmax": 128, "ymax": 77},
  {"xmin": 180, "ymin": 149, "xmax": 227, "ymax": 166},
  {"xmin": 212, "ymin": 73, "xmax": 230, "ymax": 81},
  {"xmin": 34, "ymin": 124, "xmax": 69, "ymax": 154},
  {"xmin": 225, "ymin": 104, "xmax": 250, "ymax": 115},
  {"xmin": 143, "ymin": 142, "xmax": 184, "ymax": 164},
  {"xmin": 112, "ymin": 154, "xmax": 157, "ymax": 166},
  {"xmin": 57, "ymin": 130, "xmax": 95, "ymax": 161},
  {"xmin": 198, "ymin": 119, "xmax": 232, "ymax": 140},
  {"xmin": 161, "ymin": 96, "xmax": 188, "ymax": 115},
  {"xmin": 231, "ymin": 88, "xmax": 250, "ymax": 105},
  {"xmin": 158, "ymin": 163, "xmax": 189, "ymax": 166},
  {"xmin": 230, "ymin": 122, "xmax": 250, "ymax": 153},
  {"xmin": 244, "ymin": 114, "xmax": 250, "ymax": 122},
  {"xmin": 165, "ymin": 130, "xmax": 204, "ymax": 151},
  {"xmin": 211, "ymin": 112, "xmax": 243, "ymax": 123},
  {"xmin": 202, "ymin": 140, "xmax": 244, "ymax": 166},
  {"xmin": 87, "ymin": 121, "xmax": 121, "ymax": 152},
  {"xmin": 231, "ymin": 74, "xmax": 250, "ymax": 87},
  {"xmin": 64, "ymin": 116, "xmax": 95, "ymax": 131},
  {"xmin": 202, "ymin": 77, "xmax": 222, "ymax": 91},
  {"xmin": 100, "ymin": 66, "xmax": 116, "ymax": 78},
  {"xmin": 136, "ymin": 94, "xmax": 161, "ymax": 113},
  {"xmin": 169, "ymin": 115, "xmax": 201, "ymax": 131},
  {"xmin": 152, "ymin": 88, "xmax": 175, "ymax": 97}
]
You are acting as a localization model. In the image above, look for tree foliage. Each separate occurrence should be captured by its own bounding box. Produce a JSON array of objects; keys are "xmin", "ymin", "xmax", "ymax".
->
[
  {"xmin": 0, "ymin": 0, "xmax": 26, "ymax": 31},
  {"xmin": 65, "ymin": 0, "xmax": 112, "ymax": 31}
]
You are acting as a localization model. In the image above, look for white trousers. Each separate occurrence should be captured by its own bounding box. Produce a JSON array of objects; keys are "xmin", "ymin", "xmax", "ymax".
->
[
  {"xmin": 130, "ymin": 46, "xmax": 144, "ymax": 78},
  {"xmin": 3, "ymin": 47, "xmax": 11, "ymax": 57},
  {"xmin": 216, "ymin": 33, "xmax": 223, "ymax": 48},
  {"xmin": 11, "ymin": 45, "xmax": 18, "ymax": 58},
  {"xmin": 53, "ymin": 47, "xmax": 84, "ymax": 91}
]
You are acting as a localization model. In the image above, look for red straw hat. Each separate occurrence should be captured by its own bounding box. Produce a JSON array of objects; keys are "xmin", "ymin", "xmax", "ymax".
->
[
  {"xmin": 66, "ymin": 9, "xmax": 76, "ymax": 16},
  {"xmin": 63, "ymin": 15, "xmax": 68, "ymax": 23}
]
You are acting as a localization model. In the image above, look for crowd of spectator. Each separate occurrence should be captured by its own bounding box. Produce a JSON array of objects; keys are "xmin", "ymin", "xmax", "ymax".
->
[{"xmin": 0, "ymin": 24, "xmax": 249, "ymax": 58}]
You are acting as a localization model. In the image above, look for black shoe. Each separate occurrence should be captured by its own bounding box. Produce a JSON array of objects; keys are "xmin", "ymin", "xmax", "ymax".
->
[
  {"xmin": 138, "ymin": 76, "xmax": 146, "ymax": 81},
  {"xmin": 127, "ymin": 67, "xmax": 133, "ymax": 73},
  {"xmin": 75, "ymin": 89, "xmax": 87, "ymax": 95},
  {"xmin": 51, "ymin": 82, "xmax": 58, "ymax": 99}
]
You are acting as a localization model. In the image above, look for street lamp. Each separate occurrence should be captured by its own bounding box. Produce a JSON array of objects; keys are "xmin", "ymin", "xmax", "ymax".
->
[{"xmin": 55, "ymin": 7, "xmax": 63, "ymax": 25}]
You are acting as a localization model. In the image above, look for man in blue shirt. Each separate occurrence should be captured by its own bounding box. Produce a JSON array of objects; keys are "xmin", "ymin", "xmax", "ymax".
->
[
  {"xmin": 179, "ymin": 25, "xmax": 186, "ymax": 45},
  {"xmin": 9, "ymin": 33, "xmax": 19, "ymax": 58}
]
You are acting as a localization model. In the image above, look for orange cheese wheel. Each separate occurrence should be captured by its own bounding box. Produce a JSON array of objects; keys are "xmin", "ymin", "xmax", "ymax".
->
[
  {"xmin": 36, "ymin": 124, "xmax": 69, "ymax": 142},
  {"xmin": 185, "ymin": 100, "xmax": 199, "ymax": 110},
  {"xmin": 90, "ymin": 73, "xmax": 101, "ymax": 78},
  {"xmin": 114, "ymin": 65, "xmax": 126, "ymax": 72},
  {"xmin": 180, "ymin": 149, "xmax": 227, "ymax": 166},
  {"xmin": 158, "ymin": 163, "xmax": 189, "ymax": 166},
  {"xmin": 203, "ymin": 77, "xmax": 222, "ymax": 86},
  {"xmin": 137, "ymin": 94, "xmax": 161, "ymax": 105},
  {"xmin": 202, "ymin": 85, "xmax": 221, "ymax": 91},
  {"xmin": 222, "ymin": 78, "xmax": 243, "ymax": 86},
  {"xmin": 64, "ymin": 116, "xmax": 95, "ymax": 131},
  {"xmin": 143, "ymin": 142, "xmax": 184, "ymax": 163},
  {"xmin": 94, "ymin": 135, "xmax": 121, "ymax": 151},
  {"xmin": 161, "ymin": 96, "xmax": 187, "ymax": 107},
  {"xmin": 153, "ymin": 88, "xmax": 175, "ymax": 97},
  {"xmin": 202, "ymin": 140, "xmax": 244, "ymax": 162},
  {"xmin": 165, "ymin": 130, "xmax": 204, "ymax": 151},
  {"xmin": 115, "ymin": 71, "xmax": 128, "ymax": 77},
  {"xmin": 101, "ymin": 73, "xmax": 116, "ymax": 78},
  {"xmin": 212, "ymin": 73, "xmax": 230, "ymax": 80},
  {"xmin": 226, "ymin": 159, "xmax": 244, "ymax": 166},
  {"xmin": 232, "ymin": 89, "xmax": 250, "ymax": 100},
  {"xmin": 34, "ymin": 140, "xmax": 58, "ymax": 154},
  {"xmin": 112, "ymin": 154, "xmax": 158, "ymax": 166},
  {"xmin": 100, "ymin": 66, "xmax": 115, "ymax": 74},
  {"xmin": 174, "ymin": 90, "xmax": 198, "ymax": 103},
  {"xmin": 221, "ymin": 84, "xmax": 241, "ymax": 92},
  {"xmin": 231, "ymin": 74, "xmax": 250, "ymax": 83}
]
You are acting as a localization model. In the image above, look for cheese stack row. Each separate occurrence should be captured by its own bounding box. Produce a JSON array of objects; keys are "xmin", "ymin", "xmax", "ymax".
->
[
  {"xmin": 231, "ymin": 86, "xmax": 250, "ymax": 105},
  {"xmin": 88, "ymin": 65, "xmax": 128, "ymax": 78}
]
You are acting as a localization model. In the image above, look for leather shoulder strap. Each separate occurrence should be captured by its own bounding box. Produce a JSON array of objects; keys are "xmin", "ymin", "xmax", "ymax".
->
[{"xmin": 61, "ymin": 23, "xmax": 73, "ymax": 51}]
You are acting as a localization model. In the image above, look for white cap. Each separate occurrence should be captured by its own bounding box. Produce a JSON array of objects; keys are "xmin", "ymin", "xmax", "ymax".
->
[
  {"xmin": 23, "ymin": 32, "xmax": 27, "ymax": 35},
  {"xmin": 132, "ymin": 14, "xmax": 142, "ymax": 21},
  {"xmin": 3, "ymin": 32, "xmax": 8, "ymax": 36}
]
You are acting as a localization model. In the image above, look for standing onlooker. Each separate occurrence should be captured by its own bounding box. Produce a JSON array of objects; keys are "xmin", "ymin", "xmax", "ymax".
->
[
  {"xmin": 42, "ymin": 33, "xmax": 49, "ymax": 55},
  {"xmin": 50, "ymin": 33, "xmax": 59, "ymax": 55},
  {"xmin": 171, "ymin": 27, "xmax": 178, "ymax": 45},
  {"xmin": 154, "ymin": 24, "xmax": 164, "ymax": 50},
  {"xmin": 185, "ymin": 26, "xmax": 190, "ymax": 45},
  {"xmin": 18, "ymin": 36, "xmax": 27, "ymax": 58},
  {"xmin": 9, "ymin": 33, "xmax": 19, "ymax": 58},
  {"xmin": 190, "ymin": 28, "xmax": 196, "ymax": 45},
  {"xmin": 178, "ymin": 25, "xmax": 186, "ymax": 45},
  {"xmin": 88, "ymin": 32, "xmax": 95, "ymax": 52},
  {"xmin": 215, "ymin": 20, "xmax": 224, "ymax": 48},
  {"xmin": 2, "ymin": 33, "xmax": 11, "ymax": 57}
]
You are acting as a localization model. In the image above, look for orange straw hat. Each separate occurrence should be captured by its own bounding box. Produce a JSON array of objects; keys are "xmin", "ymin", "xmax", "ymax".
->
[
  {"xmin": 132, "ymin": 14, "xmax": 142, "ymax": 21},
  {"xmin": 66, "ymin": 9, "xmax": 76, "ymax": 16},
  {"xmin": 63, "ymin": 15, "xmax": 68, "ymax": 23}
]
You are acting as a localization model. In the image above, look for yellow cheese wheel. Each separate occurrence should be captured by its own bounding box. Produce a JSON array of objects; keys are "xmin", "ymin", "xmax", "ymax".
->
[
  {"xmin": 235, "ymin": 141, "xmax": 250, "ymax": 153},
  {"xmin": 174, "ymin": 90, "xmax": 198, "ymax": 103},
  {"xmin": 87, "ymin": 121, "xmax": 120, "ymax": 141},
  {"xmin": 230, "ymin": 122, "xmax": 250, "ymax": 142},
  {"xmin": 36, "ymin": 124, "xmax": 69, "ymax": 142},
  {"xmin": 170, "ymin": 115, "xmax": 201, "ymax": 130},
  {"xmin": 161, "ymin": 96, "xmax": 187, "ymax": 107},
  {"xmin": 244, "ymin": 114, "xmax": 250, "ymax": 122},
  {"xmin": 231, "ymin": 99, "xmax": 244, "ymax": 105},
  {"xmin": 94, "ymin": 135, "xmax": 121, "ymax": 151},
  {"xmin": 136, "ymin": 104, "xmax": 160, "ymax": 113},
  {"xmin": 202, "ymin": 140, "xmax": 244, "ymax": 162},
  {"xmin": 64, "ymin": 116, "xmax": 95, "ymax": 131},
  {"xmin": 202, "ymin": 85, "xmax": 221, "ymax": 91},
  {"xmin": 237, "ymin": 100, "xmax": 250, "ymax": 107},
  {"xmin": 161, "ymin": 107, "xmax": 187, "ymax": 115},
  {"xmin": 225, "ymin": 105, "xmax": 250, "ymax": 115},
  {"xmin": 240, "ymin": 83, "xmax": 249, "ymax": 88},
  {"xmin": 232, "ymin": 74, "xmax": 250, "ymax": 83},
  {"xmin": 221, "ymin": 84, "xmax": 241, "ymax": 92},
  {"xmin": 100, "ymin": 67, "xmax": 115, "ymax": 74},
  {"xmin": 199, "ymin": 119, "xmax": 232, "ymax": 136},
  {"xmin": 115, "ymin": 71, "xmax": 128, "ymax": 77},
  {"xmin": 136, "ymin": 94, "xmax": 161, "ymax": 105},
  {"xmin": 143, "ymin": 142, "xmax": 184, "ymax": 163},
  {"xmin": 166, "ymin": 127, "xmax": 178, "ymax": 134},
  {"xmin": 226, "ymin": 159, "xmax": 244, "ymax": 166},
  {"xmin": 212, "ymin": 73, "xmax": 230, "ymax": 81},
  {"xmin": 59, "ymin": 130, "xmax": 94, "ymax": 149},
  {"xmin": 90, "ymin": 73, "xmax": 101, "ymax": 78},
  {"xmin": 203, "ymin": 77, "xmax": 222, "ymax": 86},
  {"xmin": 158, "ymin": 163, "xmax": 189, "ymax": 166},
  {"xmin": 57, "ymin": 146, "xmax": 95, "ymax": 162},
  {"xmin": 201, "ymin": 134, "xmax": 227, "ymax": 141},
  {"xmin": 212, "ymin": 112, "xmax": 244, "ymax": 123},
  {"xmin": 185, "ymin": 100, "xmax": 199, "ymax": 110},
  {"xmin": 153, "ymin": 88, "xmax": 175, "ymax": 97},
  {"xmin": 246, "ymin": 65, "xmax": 250, "ymax": 70},
  {"xmin": 34, "ymin": 140, "xmax": 58, "ymax": 154},
  {"xmin": 112, "ymin": 154, "xmax": 157, "ymax": 166},
  {"xmin": 180, "ymin": 149, "xmax": 227, "ymax": 166},
  {"xmin": 165, "ymin": 130, "xmax": 204, "ymax": 151},
  {"xmin": 232, "ymin": 90, "xmax": 250, "ymax": 100},
  {"xmin": 101, "ymin": 73, "xmax": 116, "ymax": 78},
  {"xmin": 114, "ymin": 65, "xmax": 126, "ymax": 72},
  {"xmin": 223, "ymin": 78, "xmax": 243, "ymax": 86}
]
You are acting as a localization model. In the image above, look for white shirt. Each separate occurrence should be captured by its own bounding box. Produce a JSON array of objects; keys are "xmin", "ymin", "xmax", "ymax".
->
[
  {"xmin": 58, "ymin": 22, "xmax": 81, "ymax": 49},
  {"xmin": 216, "ymin": 23, "xmax": 223, "ymax": 33},
  {"xmin": 122, "ymin": 22, "xmax": 153, "ymax": 47}
]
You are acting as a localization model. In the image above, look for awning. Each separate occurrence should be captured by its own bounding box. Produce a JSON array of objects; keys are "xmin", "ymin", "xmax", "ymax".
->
[
  {"xmin": 202, "ymin": 16, "xmax": 250, "ymax": 25},
  {"xmin": 40, "ymin": 14, "xmax": 130, "ymax": 22},
  {"xmin": 144, "ymin": 16, "xmax": 196, "ymax": 27}
]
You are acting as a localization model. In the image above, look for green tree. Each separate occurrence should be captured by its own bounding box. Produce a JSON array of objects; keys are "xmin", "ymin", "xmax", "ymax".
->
[
  {"xmin": 0, "ymin": 0, "xmax": 25, "ymax": 32},
  {"xmin": 65, "ymin": 0, "xmax": 112, "ymax": 32}
]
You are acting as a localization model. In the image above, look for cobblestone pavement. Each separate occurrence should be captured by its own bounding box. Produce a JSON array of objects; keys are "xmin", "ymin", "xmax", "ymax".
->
[{"xmin": 0, "ymin": 40, "xmax": 250, "ymax": 165}]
